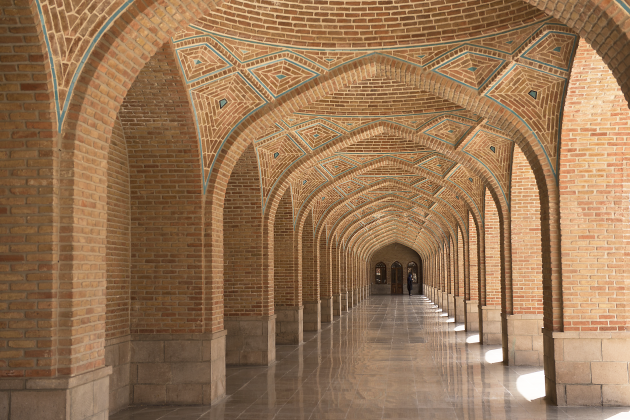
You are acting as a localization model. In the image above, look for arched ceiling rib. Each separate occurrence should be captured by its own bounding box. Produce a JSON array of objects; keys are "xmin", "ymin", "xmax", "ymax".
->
[{"xmin": 169, "ymin": 5, "xmax": 579, "ymax": 257}]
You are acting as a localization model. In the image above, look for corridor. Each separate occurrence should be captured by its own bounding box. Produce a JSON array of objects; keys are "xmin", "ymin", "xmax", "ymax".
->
[{"xmin": 110, "ymin": 296, "xmax": 629, "ymax": 420}]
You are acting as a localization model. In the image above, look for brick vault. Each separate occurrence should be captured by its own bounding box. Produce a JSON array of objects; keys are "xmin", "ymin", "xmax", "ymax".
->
[{"xmin": 0, "ymin": 0, "xmax": 629, "ymax": 418}]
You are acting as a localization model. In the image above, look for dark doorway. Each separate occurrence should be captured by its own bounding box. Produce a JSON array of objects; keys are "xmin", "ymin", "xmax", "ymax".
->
[{"xmin": 391, "ymin": 261, "xmax": 403, "ymax": 294}]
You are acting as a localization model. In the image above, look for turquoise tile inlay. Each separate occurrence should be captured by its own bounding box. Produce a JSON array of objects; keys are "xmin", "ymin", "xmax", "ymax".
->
[
  {"xmin": 468, "ymin": 66, "xmax": 478, "ymax": 72},
  {"xmin": 528, "ymin": 90, "xmax": 537, "ymax": 99},
  {"xmin": 276, "ymin": 74, "xmax": 286, "ymax": 79},
  {"xmin": 273, "ymin": 152, "xmax": 279, "ymax": 158},
  {"xmin": 219, "ymin": 98, "xmax": 228, "ymax": 109}
]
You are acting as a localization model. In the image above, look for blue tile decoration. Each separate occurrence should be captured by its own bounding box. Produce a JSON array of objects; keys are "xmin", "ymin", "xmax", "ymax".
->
[
  {"xmin": 276, "ymin": 74, "xmax": 286, "ymax": 79},
  {"xmin": 195, "ymin": 59, "xmax": 202, "ymax": 65},
  {"xmin": 490, "ymin": 146, "xmax": 496, "ymax": 153},
  {"xmin": 469, "ymin": 178, "xmax": 473, "ymax": 182},
  {"xmin": 468, "ymin": 66, "xmax": 478, "ymax": 72},
  {"xmin": 528, "ymin": 90, "xmax": 538, "ymax": 99},
  {"xmin": 274, "ymin": 152, "xmax": 279, "ymax": 158},
  {"xmin": 303, "ymin": 180, "xmax": 308, "ymax": 185},
  {"xmin": 219, "ymin": 98, "xmax": 228, "ymax": 108},
  {"xmin": 553, "ymin": 46, "xmax": 562, "ymax": 52}
]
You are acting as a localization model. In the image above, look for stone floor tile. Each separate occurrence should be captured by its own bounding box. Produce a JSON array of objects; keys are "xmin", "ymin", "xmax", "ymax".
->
[{"xmin": 110, "ymin": 296, "xmax": 630, "ymax": 420}]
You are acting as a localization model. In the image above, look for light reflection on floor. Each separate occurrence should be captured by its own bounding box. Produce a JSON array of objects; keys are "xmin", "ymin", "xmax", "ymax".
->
[{"xmin": 111, "ymin": 295, "xmax": 630, "ymax": 420}]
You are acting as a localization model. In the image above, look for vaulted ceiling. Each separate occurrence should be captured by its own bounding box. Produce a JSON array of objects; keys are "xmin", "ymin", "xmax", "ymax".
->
[{"xmin": 170, "ymin": 0, "xmax": 578, "ymax": 258}]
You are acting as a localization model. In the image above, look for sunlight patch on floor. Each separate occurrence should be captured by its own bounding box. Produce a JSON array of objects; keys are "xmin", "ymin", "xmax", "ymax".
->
[
  {"xmin": 466, "ymin": 334, "xmax": 480, "ymax": 343},
  {"xmin": 516, "ymin": 370, "xmax": 545, "ymax": 401},
  {"xmin": 484, "ymin": 348, "xmax": 503, "ymax": 364}
]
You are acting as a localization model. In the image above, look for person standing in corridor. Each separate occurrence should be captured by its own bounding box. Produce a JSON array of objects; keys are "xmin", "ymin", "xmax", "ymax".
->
[{"xmin": 407, "ymin": 272, "xmax": 413, "ymax": 296}]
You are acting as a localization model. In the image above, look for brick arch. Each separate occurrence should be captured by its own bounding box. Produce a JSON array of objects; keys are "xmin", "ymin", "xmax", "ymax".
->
[
  {"xmin": 364, "ymin": 239, "xmax": 431, "ymax": 266},
  {"xmin": 301, "ymin": 158, "xmax": 475, "ymax": 240},
  {"xmin": 333, "ymin": 200, "xmax": 447, "ymax": 251},
  {"xmin": 323, "ymin": 183, "xmax": 461, "ymax": 245},
  {"xmin": 354, "ymin": 223, "xmax": 434, "ymax": 262}
]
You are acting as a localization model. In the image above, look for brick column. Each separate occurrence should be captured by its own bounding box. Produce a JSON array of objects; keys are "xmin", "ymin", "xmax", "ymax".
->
[
  {"xmin": 319, "ymin": 233, "xmax": 333, "ymax": 322},
  {"xmin": 480, "ymin": 190, "xmax": 502, "ymax": 344},
  {"xmin": 301, "ymin": 214, "xmax": 320, "ymax": 332},
  {"xmin": 546, "ymin": 40, "xmax": 630, "ymax": 406},
  {"xmin": 466, "ymin": 211, "xmax": 479, "ymax": 332}
]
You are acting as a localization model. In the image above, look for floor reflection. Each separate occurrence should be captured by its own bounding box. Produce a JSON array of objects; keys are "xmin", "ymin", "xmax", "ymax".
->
[{"xmin": 111, "ymin": 295, "xmax": 629, "ymax": 420}]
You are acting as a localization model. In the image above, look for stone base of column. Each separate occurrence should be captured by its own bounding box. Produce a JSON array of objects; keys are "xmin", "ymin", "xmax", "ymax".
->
[
  {"xmin": 455, "ymin": 296, "xmax": 465, "ymax": 323},
  {"xmin": 544, "ymin": 330, "xmax": 630, "ymax": 406},
  {"xmin": 447, "ymin": 294, "xmax": 455, "ymax": 317},
  {"xmin": 441, "ymin": 292, "xmax": 448, "ymax": 312},
  {"xmin": 0, "ymin": 366, "xmax": 112, "ymax": 420},
  {"xmin": 321, "ymin": 297, "xmax": 333, "ymax": 323},
  {"xmin": 503, "ymin": 314, "xmax": 543, "ymax": 366},
  {"xmin": 352, "ymin": 289, "xmax": 358, "ymax": 306},
  {"xmin": 333, "ymin": 294, "xmax": 342, "ymax": 316},
  {"xmin": 276, "ymin": 306, "xmax": 303, "ymax": 345},
  {"xmin": 106, "ymin": 335, "xmax": 131, "ymax": 414},
  {"xmin": 303, "ymin": 301, "xmax": 321, "ymax": 331},
  {"xmin": 131, "ymin": 330, "xmax": 227, "ymax": 405},
  {"xmin": 341, "ymin": 292, "xmax": 349, "ymax": 312},
  {"xmin": 465, "ymin": 300, "xmax": 479, "ymax": 332},
  {"xmin": 225, "ymin": 316, "xmax": 275, "ymax": 366},
  {"xmin": 479, "ymin": 305, "xmax": 502, "ymax": 344}
]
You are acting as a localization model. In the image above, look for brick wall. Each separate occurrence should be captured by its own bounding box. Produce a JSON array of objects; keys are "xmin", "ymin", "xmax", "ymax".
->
[
  {"xmin": 369, "ymin": 243, "xmax": 421, "ymax": 285},
  {"xmin": 484, "ymin": 190, "xmax": 501, "ymax": 307},
  {"xmin": 458, "ymin": 227, "xmax": 464, "ymax": 297},
  {"xmin": 105, "ymin": 117, "xmax": 131, "ymax": 340},
  {"xmin": 224, "ymin": 145, "xmax": 269, "ymax": 317},
  {"xmin": 0, "ymin": 0, "xmax": 57, "ymax": 377},
  {"xmin": 559, "ymin": 39, "xmax": 629, "ymax": 331},
  {"xmin": 318, "ymin": 233, "xmax": 331, "ymax": 299},
  {"xmin": 118, "ymin": 43, "xmax": 204, "ymax": 334},
  {"xmin": 330, "ymin": 240, "xmax": 339, "ymax": 295},
  {"xmin": 469, "ymin": 212, "xmax": 479, "ymax": 301},
  {"xmin": 511, "ymin": 146, "xmax": 543, "ymax": 314},
  {"xmin": 274, "ymin": 189, "xmax": 297, "ymax": 307},
  {"xmin": 301, "ymin": 213, "xmax": 317, "ymax": 302}
]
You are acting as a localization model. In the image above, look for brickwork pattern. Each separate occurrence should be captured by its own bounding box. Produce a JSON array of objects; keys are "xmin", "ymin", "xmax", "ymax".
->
[
  {"xmin": 484, "ymin": 190, "xmax": 501, "ymax": 307},
  {"xmin": 511, "ymin": 147, "xmax": 543, "ymax": 315},
  {"xmin": 559, "ymin": 39, "xmax": 629, "ymax": 331}
]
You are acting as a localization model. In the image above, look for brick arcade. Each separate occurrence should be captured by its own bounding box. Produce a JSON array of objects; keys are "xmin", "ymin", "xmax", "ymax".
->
[{"xmin": 0, "ymin": 0, "xmax": 629, "ymax": 418}]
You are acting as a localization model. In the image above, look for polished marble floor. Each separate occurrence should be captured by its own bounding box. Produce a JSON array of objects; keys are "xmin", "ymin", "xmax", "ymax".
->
[{"xmin": 111, "ymin": 295, "xmax": 630, "ymax": 420}]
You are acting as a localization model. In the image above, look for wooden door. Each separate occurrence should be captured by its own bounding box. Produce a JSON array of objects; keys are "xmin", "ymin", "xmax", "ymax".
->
[{"xmin": 391, "ymin": 262, "xmax": 403, "ymax": 294}]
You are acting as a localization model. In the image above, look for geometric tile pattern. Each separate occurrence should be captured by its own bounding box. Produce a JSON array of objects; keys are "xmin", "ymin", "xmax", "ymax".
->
[
  {"xmin": 214, "ymin": 37, "xmax": 283, "ymax": 63},
  {"xmin": 448, "ymin": 166, "xmax": 485, "ymax": 217},
  {"xmin": 423, "ymin": 119, "xmax": 474, "ymax": 147},
  {"xmin": 521, "ymin": 32, "xmax": 578, "ymax": 72},
  {"xmin": 338, "ymin": 180, "xmax": 364, "ymax": 195},
  {"xmin": 256, "ymin": 134, "xmax": 305, "ymax": 201},
  {"xmin": 249, "ymin": 59, "xmax": 319, "ymax": 98},
  {"xmin": 418, "ymin": 156, "xmax": 457, "ymax": 178},
  {"xmin": 470, "ymin": 24, "xmax": 542, "ymax": 54},
  {"xmin": 176, "ymin": 44, "xmax": 232, "ymax": 83},
  {"xmin": 290, "ymin": 166, "xmax": 329, "ymax": 221},
  {"xmin": 300, "ymin": 77, "xmax": 461, "ymax": 116},
  {"xmin": 312, "ymin": 189, "xmax": 343, "ymax": 227},
  {"xmin": 487, "ymin": 65, "xmax": 566, "ymax": 175},
  {"xmin": 434, "ymin": 52, "xmax": 505, "ymax": 91},
  {"xmin": 321, "ymin": 156, "xmax": 357, "ymax": 178},
  {"xmin": 190, "ymin": 73, "xmax": 266, "ymax": 180},
  {"xmin": 463, "ymin": 130, "xmax": 514, "ymax": 202},
  {"xmin": 296, "ymin": 123, "xmax": 343, "ymax": 150}
]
